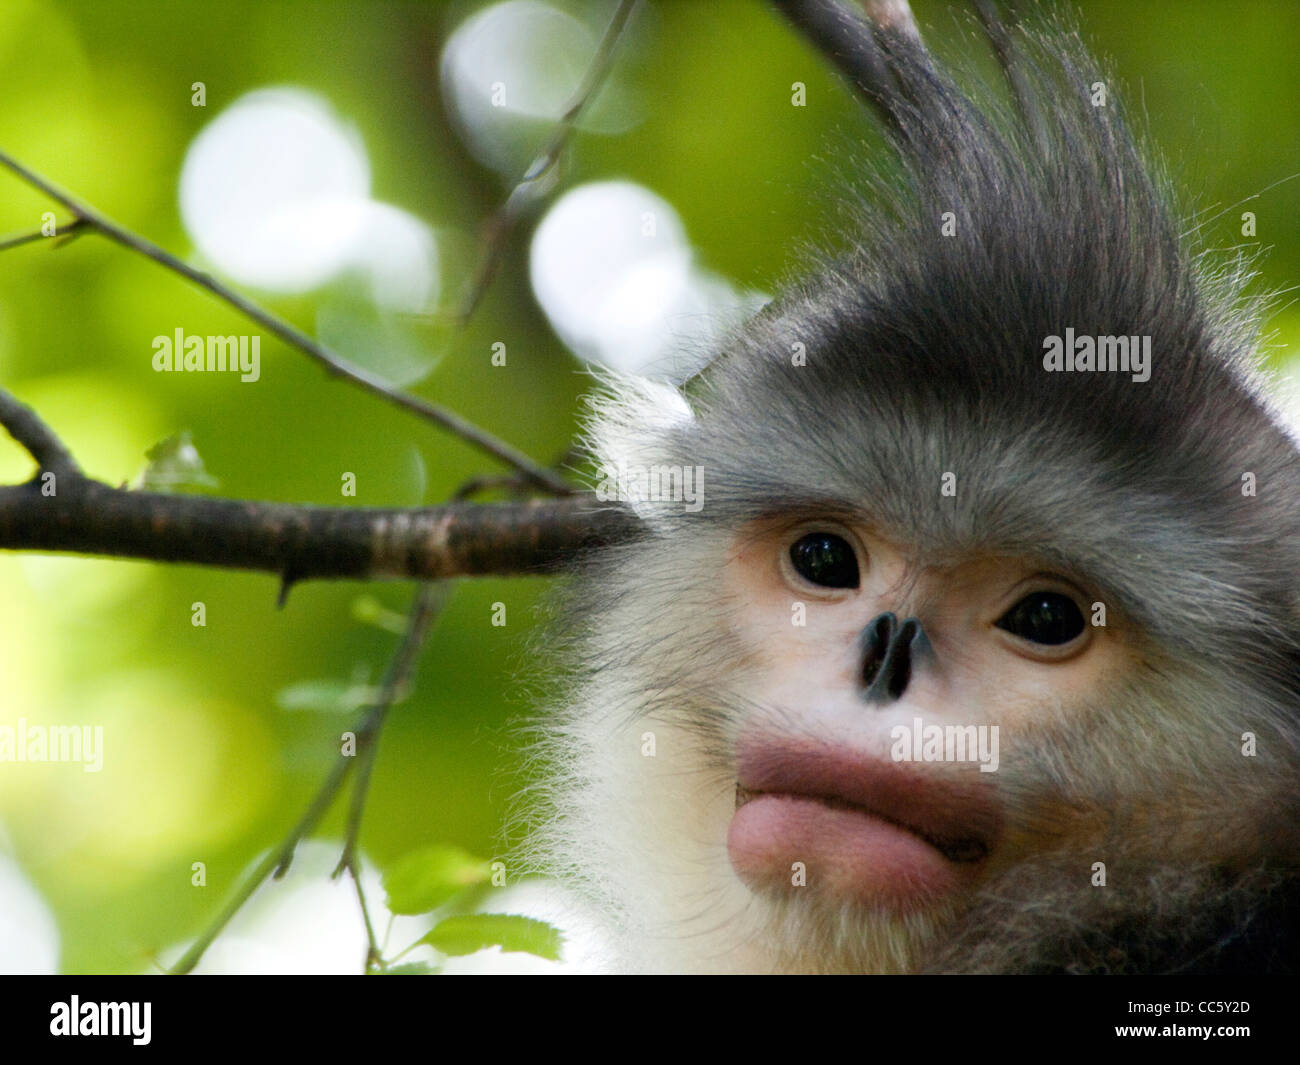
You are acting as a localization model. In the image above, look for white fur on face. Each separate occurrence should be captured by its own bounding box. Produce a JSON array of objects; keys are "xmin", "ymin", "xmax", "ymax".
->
[{"xmin": 522, "ymin": 376, "xmax": 1296, "ymax": 974}]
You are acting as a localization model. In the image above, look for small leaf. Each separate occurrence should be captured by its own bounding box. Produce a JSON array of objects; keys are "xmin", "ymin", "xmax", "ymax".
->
[
  {"xmin": 135, "ymin": 431, "xmax": 219, "ymax": 491},
  {"xmin": 382, "ymin": 845, "xmax": 491, "ymax": 915},
  {"xmin": 380, "ymin": 962, "xmax": 439, "ymax": 975},
  {"xmin": 421, "ymin": 914, "xmax": 563, "ymax": 961},
  {"xmin": 274, "ymin": 678, "xmax": 377, "ymax": 713},
  {"xmin": 351, "ymin": 595, "xmax": 410, "ymax": 635}
]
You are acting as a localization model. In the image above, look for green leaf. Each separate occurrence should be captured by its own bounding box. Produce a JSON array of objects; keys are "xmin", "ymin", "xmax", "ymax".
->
[
  {"xmin": 134, "ymin": 430, "xmax": 219, "ymax": 491},
  {"xmin": 350, "ymin": 594, "xmax": 411, "ymax": 635},
  {"xmin": 382, "ymin": 845, "xmax": 491, "ymax": 915},
  {"xmin": 274, "ymin": 678, "xmax": 378, "ymax": 713},
  {"xmin": 420, "ymin": 914, "xmax": 563, "ymax": 961}
]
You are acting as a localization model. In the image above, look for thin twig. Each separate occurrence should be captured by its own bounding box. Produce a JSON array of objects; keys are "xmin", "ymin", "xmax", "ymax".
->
[
  {"xmin": 333, "ymin": 582, "xmax": 449, "ymax": 880},
  {"xmin": 169, "ymin": 751, "xmax": 356, "ymax": 974},
  {"xmin": 346, "ymin": 855, "xmax": 383, "ymax": 972},
  {"xmin": 338, "ymin": 582, "xmax": 448, "ymax": 973},
  {"xmin": 452, "ymin": 445, "xmax": 580, "ymax": 502},
  {"xmin": 454, "ymin": 0, "xmax": 641, "ymax": 324},
  {"xmin": 0, "ymin": 148, "xmax": 572, "ymax": 494},
  {"xmin": 451, "ymin": 472, "xmax": 534, "ymax": 501},
  {"xmin": 0, "ymin": 215, "xmax": 88, "ymax": 253},
  {"xmin": 171, "ymin": 581, "xmax": 448, "ymax": 975},
  {"xmin": 0, "ymin": 388, "xmax": 83, "ymax": 478}
]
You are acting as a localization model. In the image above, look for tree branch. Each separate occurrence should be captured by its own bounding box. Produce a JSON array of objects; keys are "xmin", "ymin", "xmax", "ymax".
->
[
  {"xmin": 0, "ymin": 148, "xmax": 572, "ymax": 494},
  {"xmin": 0, "ymin": 388, "xmax": 83, "ymax": 479},
  {"xmin": 0, "ymin": 477, "xmax": 637, "ymax": 580},
  {"xmin": 455, "ymin": 0, "xmax": 641, "ymax": 324},
  {"xmin": 168, "ymin": 747, "xmax": 354, "ymax": 974},
  {"xmin": 332, "ymin": 581, "xmax": 447, "ymax": 881},
  {"xmin": 170, "ymin": 577, "xmax": 449, "ymax": 975},
  {"xmin": 0, "ymin": 215, "xmax": 88, "ymax": 253},
  {"xmin": 0, "ymin": 389, "xmax": 634, "ymax": 578}
]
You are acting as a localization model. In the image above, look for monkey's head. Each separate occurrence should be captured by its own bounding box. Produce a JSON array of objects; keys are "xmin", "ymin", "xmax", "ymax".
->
[{"xmin": 534, "ymin": 14, "xmax": 1300, "ymax": 973}]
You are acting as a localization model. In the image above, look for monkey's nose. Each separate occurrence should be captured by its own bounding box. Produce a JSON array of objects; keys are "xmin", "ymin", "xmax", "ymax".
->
[{"xmin": 860, "ymin": 612, "xmax": 929, "ymax": 703}]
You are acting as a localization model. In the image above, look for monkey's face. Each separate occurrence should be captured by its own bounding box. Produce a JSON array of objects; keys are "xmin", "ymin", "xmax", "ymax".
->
[
  {"xmin": 718, "ymin": 516, "xmax": 1128, "ymax": 915},
  {"xmin": 542, "ymin": 7, "xmax": 1300, "ymax": 966},
  {"xmin": 552, "ymin": 375, "xmax": 1300, "ymax": 973}
]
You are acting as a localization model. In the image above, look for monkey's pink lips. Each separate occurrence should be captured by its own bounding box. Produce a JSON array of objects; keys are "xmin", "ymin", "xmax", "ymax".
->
[{"xmin": 727, "ymin": 740, "xmax": 1000, "ymax": 910}]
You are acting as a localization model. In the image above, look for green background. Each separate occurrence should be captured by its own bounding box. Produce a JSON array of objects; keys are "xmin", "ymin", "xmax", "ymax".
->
[{"xmin": 1, "ymin": 0, "xmax": 1297, "ymax": 972}]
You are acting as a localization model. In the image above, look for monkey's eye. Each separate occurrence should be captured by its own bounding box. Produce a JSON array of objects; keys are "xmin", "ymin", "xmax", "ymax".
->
[
  {"xmin": 995, "ymin": 592, "xmax": 1085, "ymax": 646},
  {"xmin": 789, "ymin": 533, "xmax": 860, "ymax": 589}
]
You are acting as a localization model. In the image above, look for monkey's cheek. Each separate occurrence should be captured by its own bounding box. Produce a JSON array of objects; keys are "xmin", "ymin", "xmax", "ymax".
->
[{"xmin": 726, "ymin": 795, "xmax": 969, "ymax": 911}]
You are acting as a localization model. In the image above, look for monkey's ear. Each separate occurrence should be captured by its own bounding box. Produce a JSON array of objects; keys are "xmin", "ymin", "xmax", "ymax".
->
[{"xmin": 581, "ymin": 373, "xmax": 697, "ymax": 526}]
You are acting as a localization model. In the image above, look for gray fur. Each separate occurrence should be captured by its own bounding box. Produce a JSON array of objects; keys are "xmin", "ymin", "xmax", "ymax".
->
[{"xmin": 523, "ymin": 14, "xmax": 1300, "ymax": 973}]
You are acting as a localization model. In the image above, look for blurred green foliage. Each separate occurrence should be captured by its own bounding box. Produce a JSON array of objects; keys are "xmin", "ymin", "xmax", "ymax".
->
[{"xmin": 0, "ymin": 0, "xmax": 1297, "ymax": 973}]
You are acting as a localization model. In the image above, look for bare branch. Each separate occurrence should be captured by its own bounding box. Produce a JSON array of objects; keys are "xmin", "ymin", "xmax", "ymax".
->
[
  {"xmin": 0, "ymin": 383, "xmax": 631, "ymax": 579},
  {"xmin": 0, "ymin": 386, "xmax": 631, "ymax": 577},
  {"xmin": 170, "ymin": 577, "xmax": 450, "ymax": 975},
  {"xmin": 332, "ymin": 582, "xmax": 448, "ymax": 881},
  {"xmin": 455, "ymin": 0, "xmax": 641, "ymax": 324},
  {"xmin": 169, "ymin": 739, "xmax": 356, "ymax": 973},
  {"xmin": 0, "ymin": 215, "xmax": 88, "ymax": 253},
  {"xmin": 0, "ymin": 477, "xmax": 637, "ymax": 580},
  {"xmin": 346, "ymin": 855, "xmax": 384, "ymax": 973},
  {"xmin": 0, "ymin": 389, "xmax": 83, "ymax": 479},
  {"xmin": 0, "ymin": 148, "xmax": 572, "ymax": 494}
]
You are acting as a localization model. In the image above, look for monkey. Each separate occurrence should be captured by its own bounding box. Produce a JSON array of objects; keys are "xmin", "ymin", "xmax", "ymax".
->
[{"xmin": 520, "ymin": 0, "xmax": 1300, "ymax": 974}]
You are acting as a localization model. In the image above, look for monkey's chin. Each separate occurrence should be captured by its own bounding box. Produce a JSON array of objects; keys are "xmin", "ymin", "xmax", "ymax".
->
[{"xmin": 727, "ymin": 794, "xmax": 981, "ymax": 911}]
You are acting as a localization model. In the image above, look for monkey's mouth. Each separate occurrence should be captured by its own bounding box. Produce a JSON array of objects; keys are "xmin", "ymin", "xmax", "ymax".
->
[
  {"xmin": 733, "ymin": 783, "xmax": 989, "ymax": 864},
  {"xmin": 727, "ymin": 738, "xmax": 1001, "ymax": 909}
]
